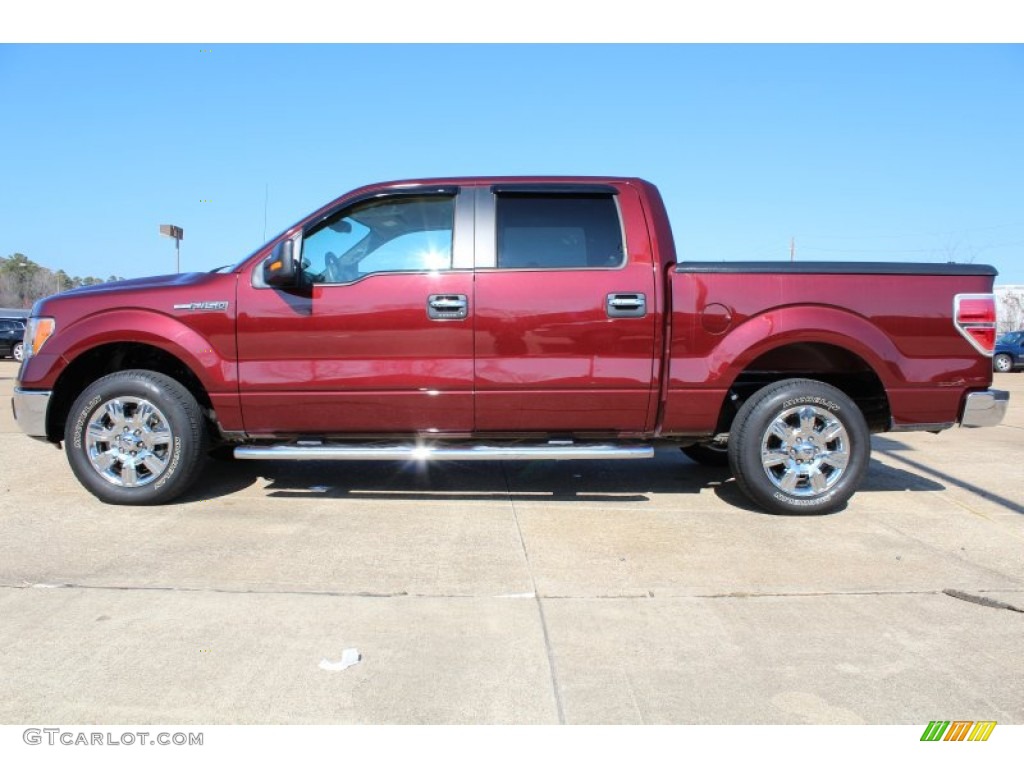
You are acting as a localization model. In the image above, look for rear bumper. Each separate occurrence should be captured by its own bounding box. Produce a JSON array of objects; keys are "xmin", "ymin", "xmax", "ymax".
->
[
  {"xmin": 960, "ymin": 389, "xmax": 1009, "ymax": 428},
  {"xmin": 11, "ymin": 388, "xmax": 51, "ymax": 438}
]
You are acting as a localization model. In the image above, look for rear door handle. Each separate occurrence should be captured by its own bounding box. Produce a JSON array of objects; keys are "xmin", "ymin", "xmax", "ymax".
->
[
  {"xmin": 606, "ymin": 293, "xmax": 647, "ymax": 318},
  {"xmin": 427, "ymin": 294, "xmax": 469, "ymax": 320}
]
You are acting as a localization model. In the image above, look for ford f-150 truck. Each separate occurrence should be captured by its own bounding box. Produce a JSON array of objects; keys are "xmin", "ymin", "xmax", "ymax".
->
[{"xmin": 12, "ymin": 177, "xmax": 1009, "ymax": 513}]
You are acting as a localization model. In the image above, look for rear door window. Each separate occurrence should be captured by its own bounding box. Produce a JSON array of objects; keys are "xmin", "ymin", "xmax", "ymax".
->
[{"xmin": 495, "ymin": 194, "xmax": 625, "ymax": 270}]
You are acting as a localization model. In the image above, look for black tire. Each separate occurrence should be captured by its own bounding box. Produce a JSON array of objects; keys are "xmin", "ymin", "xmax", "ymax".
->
[
  {"xmin": 64, "ymin": 370, "xmax": 207, "ymax": 505},
  {"xmin": 727, "ymin": 378, "xmax": 870, "ymax": 515},
  {"xmin": 681, "ymin": 441, "xmax": 730, "ymax": 466},
  {"xmin": 993, "ymin": 354, "xmax": 1013, "ymax": 374},
  {"xmin": 12, "ymin": 341, "xmax": 24, "ymax": 362}
]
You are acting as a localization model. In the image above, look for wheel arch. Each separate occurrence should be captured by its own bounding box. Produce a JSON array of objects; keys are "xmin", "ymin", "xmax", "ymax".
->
[
  {"xmin": 47, "ymin": 341, "xmax": 214, "ymax": 442},
  {"xmin": 712, "ymin": 340, "xmax": 892, "ymax": 436}
]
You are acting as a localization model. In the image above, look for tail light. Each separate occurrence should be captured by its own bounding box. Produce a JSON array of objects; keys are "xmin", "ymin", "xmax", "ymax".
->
[{"xmin": 954, "ymin": 294, "xmax": 996, "ymax": 356}]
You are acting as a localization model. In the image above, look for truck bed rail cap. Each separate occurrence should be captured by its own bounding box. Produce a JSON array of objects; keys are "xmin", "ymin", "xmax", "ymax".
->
[{"xmin": 676, "ymin": 261, "xmax": 998, "ymax": 276}]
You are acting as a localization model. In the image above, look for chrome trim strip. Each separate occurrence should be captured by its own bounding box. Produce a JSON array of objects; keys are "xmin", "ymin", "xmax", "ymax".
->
[
  {"xmin": 235, "ymin": 443, "xmax": 654, "ymax": 461},
  {"xmin": 12, "ymin": 388, "xmax": 51, "ymax": 437},
  {"xmin": 960, "ymin": 389, "xmax": 1009, "ymax": 428}
]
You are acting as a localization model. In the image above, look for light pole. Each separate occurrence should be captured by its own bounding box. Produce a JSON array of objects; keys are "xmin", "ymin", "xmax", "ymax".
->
[{"xmin": 159, "ymin": 224, "xmax": 184, "ymax": 273}]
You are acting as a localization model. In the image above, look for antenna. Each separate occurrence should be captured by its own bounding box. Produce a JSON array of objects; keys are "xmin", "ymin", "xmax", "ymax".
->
[
  {"xmin": 263, "ymin": 183, "xmax": 269, "ymax": 242},
  {"xmin": 790, "ymin": 236, "xmax": 795, "ymax": 262}
]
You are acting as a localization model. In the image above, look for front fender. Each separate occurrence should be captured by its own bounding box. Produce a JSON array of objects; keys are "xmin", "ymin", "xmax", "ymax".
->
[{"xmin": 23, "ymin": 308, "xmax": 236, "ymax": 394}]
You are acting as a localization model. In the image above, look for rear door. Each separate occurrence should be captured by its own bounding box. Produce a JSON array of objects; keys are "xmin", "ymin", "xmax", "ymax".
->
[{"xmin": 472, "ymin": 183, "xmax": 659, "ymax": 434}]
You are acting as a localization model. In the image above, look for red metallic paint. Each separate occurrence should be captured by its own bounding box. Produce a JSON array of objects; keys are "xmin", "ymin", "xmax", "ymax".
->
[
  {"xmin": 471, "ymin": 179, "xmax": 669, "ymax": 434},
  {"xmin": 22, "ymin": 272, "xmax": 243, "ymax": 429},
  {"xmin": 236, "ymin": 271, "xmax": 475, "ymax": 434},
  {"xmin": 662, "ymin": 271, "xmax": 995, "ymax": 433},
  {"xmin": 472, "ymin": 273, "xmax": 658, "ymax": 432}
]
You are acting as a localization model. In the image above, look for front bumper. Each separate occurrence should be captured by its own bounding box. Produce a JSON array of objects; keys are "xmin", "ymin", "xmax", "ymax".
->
[
  {"xmin": 960, "ymin": 389, "xmax": 1009, "ymax": 428},
  {"xmin": 11, "ymin": 388, "xmax": 51, "ymax": 438}
]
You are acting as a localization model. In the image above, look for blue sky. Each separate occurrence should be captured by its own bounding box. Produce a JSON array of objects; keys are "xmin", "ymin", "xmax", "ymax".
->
[{"xmin": 1, "ymin": 44, "xmax": 1022, "ymax": 283}]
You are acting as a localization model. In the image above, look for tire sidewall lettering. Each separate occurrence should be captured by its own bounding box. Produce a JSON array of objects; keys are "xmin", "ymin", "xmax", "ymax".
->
[
  {"xmin": 154, "ymin": 436, "xmax": 182, "ymax": 489},
  {"xmin": 781, "ymin": 396, "xmax": 841, "ymax": 412},
  {"xmin": 72, "ymin": 395, "xmax": 103, "ymax": 449},
  {"xmin": 772, "ymin": 490, "xmax": 837, "ymax": 507}
]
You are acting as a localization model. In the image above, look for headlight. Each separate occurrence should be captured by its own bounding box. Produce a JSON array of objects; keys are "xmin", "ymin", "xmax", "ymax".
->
[{"xmin": 23, "ymin": 317, "xmax": 56, "ymax": 361}]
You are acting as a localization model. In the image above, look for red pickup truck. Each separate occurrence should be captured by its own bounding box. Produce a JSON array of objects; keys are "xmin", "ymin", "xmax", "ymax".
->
[{"xmin": 12, "ymin": 177, "xmax": 1008, "ymax": 513}]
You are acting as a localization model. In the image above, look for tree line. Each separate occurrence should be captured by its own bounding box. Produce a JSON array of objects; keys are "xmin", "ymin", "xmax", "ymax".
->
[
  {"xmin": 996, "ymin": 289, "xmax": 1024, "ymax": 335},
  {"xmin": 0, "ymin": 253, "xmax": 125, "ymax": 308}
]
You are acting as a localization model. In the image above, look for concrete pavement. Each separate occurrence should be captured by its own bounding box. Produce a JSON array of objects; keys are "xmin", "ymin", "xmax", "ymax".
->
[{"xmin": 1, "ymin": 359, "xmax": 1021, "ymax": 723}]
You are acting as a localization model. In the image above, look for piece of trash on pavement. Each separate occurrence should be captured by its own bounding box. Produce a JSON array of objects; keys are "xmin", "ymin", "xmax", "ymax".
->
[
  {"xmin": 308, "ymin": 485, "xmax": 331, "ymax": 493},
  {"xmin": 319, "ymin": 648, "xmax": 361, "ymax": 671}
]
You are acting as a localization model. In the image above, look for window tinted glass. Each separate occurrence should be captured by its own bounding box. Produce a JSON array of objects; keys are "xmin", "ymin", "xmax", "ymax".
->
[
  {"xmin": 496, "ymin": 194, "xmax": 624, "ymax": 269},
  {"xmin": 302, "ymin": 195, "xmax": 455, "ymax": 284}
]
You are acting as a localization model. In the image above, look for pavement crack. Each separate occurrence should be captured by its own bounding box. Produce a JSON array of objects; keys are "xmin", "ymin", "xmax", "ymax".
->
[
  {"xmin": 8, "ymin": 583, "xmax": 1023, "ymax": 611},
  {"xmin": 2, "ymin": 582, "xmax": 462, "ymax": 599},
  {"xmin": 942, "ymin": 589, "xmax": 1024, "ymax": 614},
  {"xmin": 501, "ymin": 462, "xmax": 566, "ymax": 725},
  {"xmin": 543, "ymin": 588, "xmax": 1024, "ymax": 600}
]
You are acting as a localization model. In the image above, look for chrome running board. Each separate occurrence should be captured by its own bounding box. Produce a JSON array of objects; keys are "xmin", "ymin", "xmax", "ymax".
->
[{"xmin": 234, "ymin": 442, "xmax": 654, "ymax": 461}]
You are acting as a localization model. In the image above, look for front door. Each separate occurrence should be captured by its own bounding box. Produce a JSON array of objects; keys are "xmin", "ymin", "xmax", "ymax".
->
[{"xmin": 236, "ymin": 189, "xmax": 475, "ymax": 436}]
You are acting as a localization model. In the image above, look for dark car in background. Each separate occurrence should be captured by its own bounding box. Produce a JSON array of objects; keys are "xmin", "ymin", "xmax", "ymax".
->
[
  {"xmin": 0, "ymin": 318, "xmax": 26, "ymax": 362},
  {"xmin": 994, "ymin": 330, "xmax": 1024, "ymax": 373}
]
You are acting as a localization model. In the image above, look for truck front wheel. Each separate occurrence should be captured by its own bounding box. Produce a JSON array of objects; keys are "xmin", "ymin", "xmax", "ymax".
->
[
  {"xmin": 64, "ymin": 370, "xmax": 207, "ymax": 505},
  {"xmin": 727, "ymin": 379, "xmax": 869, "ymax": 515}
]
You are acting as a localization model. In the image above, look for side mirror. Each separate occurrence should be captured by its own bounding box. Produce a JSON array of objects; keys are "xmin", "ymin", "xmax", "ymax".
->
[{"xmin": 262, "ymin": 239, "xmax": 298, "ymax": 288}]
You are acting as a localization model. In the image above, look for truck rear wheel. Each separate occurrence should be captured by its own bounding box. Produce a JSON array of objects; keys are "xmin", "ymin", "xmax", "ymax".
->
[
  {"xmin": 64, "ymin": 370, "xmax": 207, "ymax": 505},
  {"xmin": 727, "ymin": 379, "xmax": 869, "ymax": 515}
]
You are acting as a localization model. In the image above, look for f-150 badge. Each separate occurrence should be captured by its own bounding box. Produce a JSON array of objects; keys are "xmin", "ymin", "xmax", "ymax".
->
[{"xmin": 173, "ymin": 301, "xmax": 229, "ymax": 312}]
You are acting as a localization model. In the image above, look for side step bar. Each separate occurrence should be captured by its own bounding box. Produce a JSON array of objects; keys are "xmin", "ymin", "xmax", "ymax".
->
[{"xmin": 234, "ymin": 443, "xmax": 654, "ymax": 462}]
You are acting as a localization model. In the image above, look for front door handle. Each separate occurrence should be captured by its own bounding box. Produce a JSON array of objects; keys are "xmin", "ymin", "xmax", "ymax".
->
[
  {"xmin": 606, "ymin": 293, "xmax": 647, "ymax": 318},
  {"xmin": 427, "ymin": 294, "xmax": 469, "ymax": 320}
]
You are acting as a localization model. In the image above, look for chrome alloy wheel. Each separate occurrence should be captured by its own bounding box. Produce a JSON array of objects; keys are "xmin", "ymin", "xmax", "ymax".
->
[
  {"xmin": 85, "ymin": 397, "xmax": 174, "ymax": 487},
  {"xmin": 759, "ymin": 405, "xmax": 850, "ymax": 497}
]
